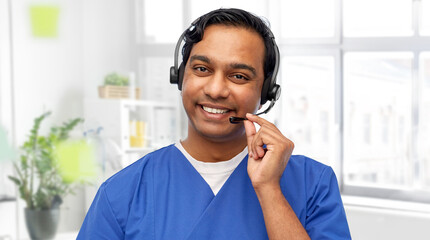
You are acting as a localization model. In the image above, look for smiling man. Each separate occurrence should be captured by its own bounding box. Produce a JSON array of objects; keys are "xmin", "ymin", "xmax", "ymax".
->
[{"xmin": 78, "ymin": 8, "xmax": 351, "ymax": 240}]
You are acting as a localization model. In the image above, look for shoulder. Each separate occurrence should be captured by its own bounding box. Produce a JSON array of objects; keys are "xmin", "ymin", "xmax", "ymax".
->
[
  {"xmin": 287, "ymin": 156, "xmax": 351, "ymax": 238},
  {"xmin": 100, "ymin": 144, "xmax": 178, "ymax": 207},
  {"xmin": 92, "ymin": 144, "xmax": 178, "ymax": 227},
  {"xmin": 282, "ymin": 155, "xmax": 338, "ymax": 201},
  {"xmin": 103, "ymin": 144, "xmax": 177, "ymax": 191},
  {"xmin": 286, "ymin": 154, "xmax": 333, "ymax": 178}
]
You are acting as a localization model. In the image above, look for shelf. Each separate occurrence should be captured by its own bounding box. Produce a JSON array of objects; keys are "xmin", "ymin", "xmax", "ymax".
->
[
  {"xmin": 89, "ymin": 98, "xmax": 177, "ymax": 108},
  {"xmin": 84, "ymin": 97, "xmax": 182, "ymax": 166},
  {"xmin": 124, "ymin": 147, "xmax": 156, "ymax": 153},
  {"xmin": 0, "ymin": 195, "xmax": 15, "ymax": 202},
  {"xmin": 21, "ymin": 231, "xmax": 78, "ymax": 240},
  {"xmin": 121, "ymin": 99, "xmax": 177, "ymax": 108}
]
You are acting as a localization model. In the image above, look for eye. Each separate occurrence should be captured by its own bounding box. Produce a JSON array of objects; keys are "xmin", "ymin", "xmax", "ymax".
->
[
  {"xmin": 231, "ymin": 74, "xmax": 249, "ymax": 81},
  {"xmin": 194, "ymin": 66, "xmax": 208, "ymax": 72}
]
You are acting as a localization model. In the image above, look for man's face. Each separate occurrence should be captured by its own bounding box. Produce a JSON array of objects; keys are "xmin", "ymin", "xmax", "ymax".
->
[{"xmin": 181, "ymin": 24, "xmax": 265, "ymax": 142}]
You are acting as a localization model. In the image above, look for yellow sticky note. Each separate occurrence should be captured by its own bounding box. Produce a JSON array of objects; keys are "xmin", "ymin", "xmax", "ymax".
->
[
  {"xmin": 56, "ymin": 140, "xmax": 97, "ymax": 183},
  {"xmin": 30, "ymin": 5, "xmax": 60, "ymax": 38}
]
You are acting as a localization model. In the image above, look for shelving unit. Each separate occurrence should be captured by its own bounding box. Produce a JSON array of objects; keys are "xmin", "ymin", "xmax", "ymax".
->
[
  {"xmin": 20, "ymin": 231, "xmax": 78, "ymax": 240},
  {"xmin": 84, "ymin": 98, "xmax": 182, "ymax": 167}
]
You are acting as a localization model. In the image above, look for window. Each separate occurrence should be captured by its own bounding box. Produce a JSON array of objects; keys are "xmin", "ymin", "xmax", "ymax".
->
[
  {"xmin": 344, "ymin": 52, "xmax": 413, "ymax": 188},
  {"xmin": 281, "ymin": 56, "xmax": 336, "ymax": 167},
  {"xmin": 276, "ymin": 0, "xmax": 430, "ymax": 202},
  {"xmin": 421, "ymin": 0, "xmax": 430, "ymax": 36},
  {"xmin": 138, "ymin": 0, "xmax": 183, "ymax": 43},
  {"xmin": 281, "ymin": 0, "xmax": 336, "ymax": 38},
  {"xmin": 343, "ymin": 0, "xmax": 413, "ymax": 37},
  {"xmin": 419, "ymin": 52, "xmax": 430, "ymax": 190},
  {"xmin": 190, "ymin": 0, "xmax": 267, "ymax": 21}
]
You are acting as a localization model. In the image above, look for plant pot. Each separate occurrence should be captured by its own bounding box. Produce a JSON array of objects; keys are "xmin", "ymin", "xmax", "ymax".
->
[{"xmin": 24, "ymin": 208, "xmax": 60, "ymax": 240}]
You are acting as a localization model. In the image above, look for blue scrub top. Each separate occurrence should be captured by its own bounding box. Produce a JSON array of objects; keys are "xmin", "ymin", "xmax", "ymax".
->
[{"xmin": 78, "ymin": 144, "xmax": 351, "ymax": 239}]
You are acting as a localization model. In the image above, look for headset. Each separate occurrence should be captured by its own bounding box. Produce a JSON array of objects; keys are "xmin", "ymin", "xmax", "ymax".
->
[{"xmin": 170, "ymin": 16, "xmax": 281, "ymax": 123}]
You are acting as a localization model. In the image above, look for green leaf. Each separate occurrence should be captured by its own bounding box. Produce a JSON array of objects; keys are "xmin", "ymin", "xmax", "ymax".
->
[
  {"xmin": 8, "ymin": 176, "xmax": 21, "ymax": 186},
  {"xmin": 20, "ymin": 155, "xmax": 28, "ymax": 169},
  {"xmin": 104, "ymin": 72, "xmax": 129, "ymax": 86},
  {"xmin": 58, "ymin": 118, "xmax": 84, "ymax": 141}
]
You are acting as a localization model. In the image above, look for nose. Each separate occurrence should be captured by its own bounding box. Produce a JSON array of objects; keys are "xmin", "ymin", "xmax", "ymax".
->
[{"xmin": 203, "ymin": 72, "xmax": 230, "ymax": 99}]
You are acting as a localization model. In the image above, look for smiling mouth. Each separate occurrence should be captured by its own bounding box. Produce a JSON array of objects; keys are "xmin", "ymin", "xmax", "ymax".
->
[{"xmin": 201, "ymin": 105, "xmax": 230, "ymax": 114}]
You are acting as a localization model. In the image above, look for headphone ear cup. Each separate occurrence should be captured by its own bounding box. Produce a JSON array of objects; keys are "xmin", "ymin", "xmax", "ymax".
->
[
  {"xmin": 261, "ymin": 80, "xmax": 281, "ymax": 105},
  {"xmin": 177, "ymin": 63, "xmax": 185, "ymax": 91},
  {"xmin": 170, "ymin": 63, "xmax": 185, "ymax": 90},
  {"xmin": 269, "ymin": 84, "xmax": 281, "ymax": 101},
  {"xmin": 260, "ymin": 78, "xmax": 271, "ymax": 105},
  {"xmin": 170, "ymin": 66, "xmax": 178, "ymax": 85}
]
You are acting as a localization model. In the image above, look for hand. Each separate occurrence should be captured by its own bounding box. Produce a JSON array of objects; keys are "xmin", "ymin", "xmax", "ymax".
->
[{"xmin": 244, "ymin": 113, "xmax": 294, "ymax": 190}]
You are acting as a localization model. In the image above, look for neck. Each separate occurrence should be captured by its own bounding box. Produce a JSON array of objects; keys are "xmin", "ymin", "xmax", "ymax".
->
[{"xmin": 181, "ymin": 126, "xmax": 248, "ymax": 163}]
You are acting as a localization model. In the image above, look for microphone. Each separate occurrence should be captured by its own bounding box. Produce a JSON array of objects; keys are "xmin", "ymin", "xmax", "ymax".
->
[{"xmin": 229, "ymin": 101, "xmax": 276, "ymax": 124}]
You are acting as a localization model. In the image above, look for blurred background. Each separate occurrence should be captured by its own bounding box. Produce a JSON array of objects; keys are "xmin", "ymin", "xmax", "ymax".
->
[{"xmin": 1, "ymin": 0, "xmax": 429, "ymax": 239}]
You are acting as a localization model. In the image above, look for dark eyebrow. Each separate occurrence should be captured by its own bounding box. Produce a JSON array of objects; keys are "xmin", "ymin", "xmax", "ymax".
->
[
  {"xmin": 230, "ymin": 63, "xmax": 256, "ymax": 78},
  {"xmin": 190, "ymin": 55, "xmax": 257, "ymax": 78},
  {"xmin": 189, "ymin": 55, "xmax": 210, "ymax": 64}
]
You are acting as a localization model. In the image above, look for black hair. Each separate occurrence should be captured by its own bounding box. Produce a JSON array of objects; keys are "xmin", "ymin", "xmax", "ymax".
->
[{"xmin": 182, "ymin": 8, "xmax": 276, "ymax": 83}]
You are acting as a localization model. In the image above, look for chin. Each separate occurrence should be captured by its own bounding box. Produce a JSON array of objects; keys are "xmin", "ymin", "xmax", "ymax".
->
[
  {"xmin": 189, "ymin": 119, "xmax": 244, "ymax": 141},
  {"xmin": 202, "ymin": 127, "xmax": 246, "ymax": 142}
]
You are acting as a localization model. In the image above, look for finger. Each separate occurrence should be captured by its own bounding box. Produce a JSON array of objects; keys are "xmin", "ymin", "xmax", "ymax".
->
[
  {"xmin": 252, "ymin": 129, "xmax": 276, "ymax": 159},
  {"xmin": 245, "ymin": 113, "xmax": 278, "ymax": 133},
  {"xmin": 253, "ymin": 136, "xmax": 266, "ymax": 158},
  {"xmin": 243, "ymin": 119, "xmax": 256, "ymax": 158}
]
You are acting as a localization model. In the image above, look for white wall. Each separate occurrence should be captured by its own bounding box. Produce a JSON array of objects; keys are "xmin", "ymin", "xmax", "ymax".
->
[
  {"xmin": 345, "ymin": 206, "xmax": 430, "ymax": 239},
  {"xmin": 7, "ymin": 0, "xmax": 86, "ymax": 238},
  {"xmin": 0, "ymin": 0, "xmax": 13, "ymax": 134},
  {"xmin": 12, "ymin": 0, "xmax": 85, "ymax": 144},
  {"xmin": 11, "ymin": 0, "xmax": 133, "ymax": 145},
  {"xmin": 344, "ymin": 197, "xmax": 430, "ymax": 239},
  {"xmin": 0, "ymin": 202, "xmax": 17, "ymax": 239},
  {"xmin": 82, "ymin": 0, "xmax": 133, "ymax": 100},
  {"xmin": 0, "ymin": 0, "xmax": 133, "ymax": 238}
]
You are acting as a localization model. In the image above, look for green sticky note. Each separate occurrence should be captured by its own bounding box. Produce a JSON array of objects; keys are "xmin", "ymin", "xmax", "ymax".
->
[
  {"xmin": 0, "ymin": 126, "xmax": 15, "ymax": 162},
  {"xmin": 30, "ymin": 5, "xmax": 60, "ymax": 38},
  {"xmin": 55, "ymin": 140, "xmax": 98, "ymax": 183}
]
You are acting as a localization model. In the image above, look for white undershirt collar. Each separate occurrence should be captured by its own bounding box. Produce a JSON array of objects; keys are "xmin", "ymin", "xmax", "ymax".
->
[{"xmin": 175, "ymin": 142, "xmax": 248, "ymax": 195}]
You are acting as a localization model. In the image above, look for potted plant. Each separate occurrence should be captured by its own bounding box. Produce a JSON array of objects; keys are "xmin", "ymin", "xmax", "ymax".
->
[
  {"xmin": 98, "ymin": 72, "xmax": 140, "ymax": 99},
  {"xmin": 8, "ymin": 111, "xmax": 84, "ymax": 240}
]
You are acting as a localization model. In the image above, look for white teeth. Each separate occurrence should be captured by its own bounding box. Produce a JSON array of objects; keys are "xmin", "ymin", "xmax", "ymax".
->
[{"xmin": 202, "ymin": 106, "xmax": 229, "ymax": 114}]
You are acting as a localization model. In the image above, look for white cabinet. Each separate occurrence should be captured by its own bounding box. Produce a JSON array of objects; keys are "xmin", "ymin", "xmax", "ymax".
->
[{"xmin": 84, "ymin": 98, "xmax": 181, "ymax": 167}]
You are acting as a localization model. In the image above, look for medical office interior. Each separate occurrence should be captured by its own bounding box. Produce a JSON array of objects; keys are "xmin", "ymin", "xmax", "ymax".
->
[{"xmin": 0, "ymin": 0, "xmax": 430, "ymax": 239}]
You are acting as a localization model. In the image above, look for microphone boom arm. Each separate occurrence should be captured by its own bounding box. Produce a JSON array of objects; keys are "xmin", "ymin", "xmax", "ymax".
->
[{"xmin": 229, "ymin": 100, "xmax": 276, "ymax": 124}]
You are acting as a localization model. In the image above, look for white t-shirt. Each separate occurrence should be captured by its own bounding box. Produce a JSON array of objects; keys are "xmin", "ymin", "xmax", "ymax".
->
[{"xmin": 175, "ymin": 142, "xmax": 248, "ymax": 195}]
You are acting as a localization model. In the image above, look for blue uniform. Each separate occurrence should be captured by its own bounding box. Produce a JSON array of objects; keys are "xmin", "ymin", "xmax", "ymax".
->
[{"xmin": 78, "ymin": 144, "xmax": 351, "ymax": 239}]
